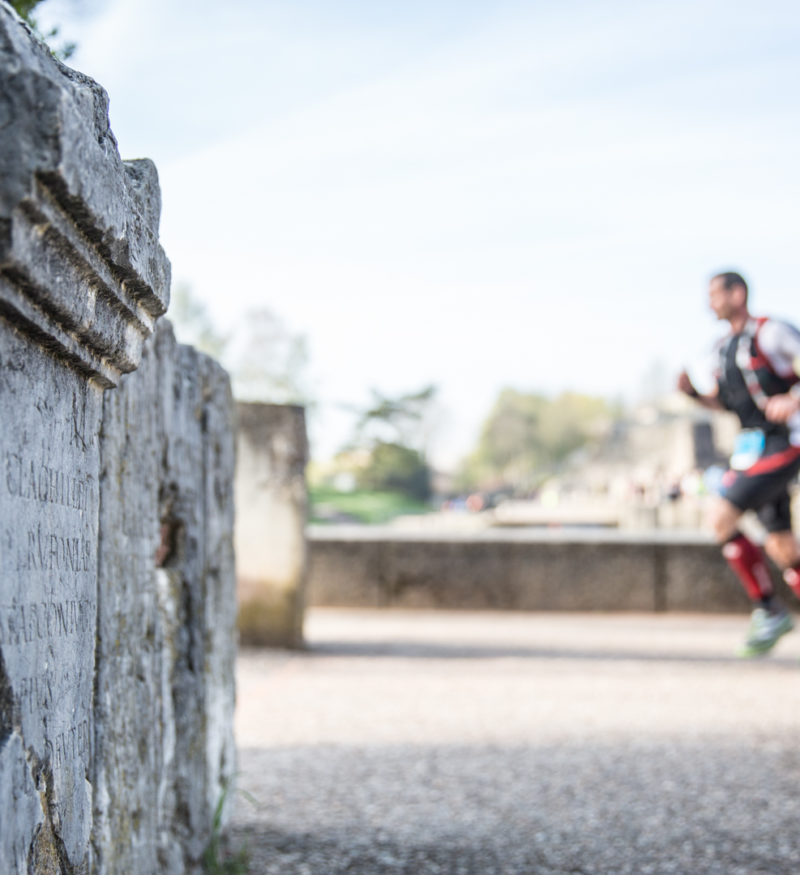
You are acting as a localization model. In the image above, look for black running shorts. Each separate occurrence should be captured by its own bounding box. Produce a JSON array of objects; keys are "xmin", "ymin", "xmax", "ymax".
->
[{"xmin": 721, "ymin": 442, "xmax": 800, "ymax": 532}]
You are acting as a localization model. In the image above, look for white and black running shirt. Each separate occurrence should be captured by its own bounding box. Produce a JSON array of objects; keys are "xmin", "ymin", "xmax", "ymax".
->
[{"xmin": 714, "ymin": 317, "xmax": 800, "ymax": 447}]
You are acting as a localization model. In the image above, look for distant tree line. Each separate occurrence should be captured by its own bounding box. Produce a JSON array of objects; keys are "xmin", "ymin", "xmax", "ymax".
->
[
  {"xmin": 171, "ymin": 288, "xmax": 615, "ymax": 504},
  {"xmin": 326, "ymin": 384, "xmax": 615, "ymax": 504},
  {"xmin": 459, "ymin": 389, "xmax": 615, "ymax": 493}
]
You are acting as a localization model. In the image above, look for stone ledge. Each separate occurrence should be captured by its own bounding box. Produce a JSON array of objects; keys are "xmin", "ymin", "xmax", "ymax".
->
[{"xmin": 0, "ymin": 4, "xmax": 169, "ymax": 386}]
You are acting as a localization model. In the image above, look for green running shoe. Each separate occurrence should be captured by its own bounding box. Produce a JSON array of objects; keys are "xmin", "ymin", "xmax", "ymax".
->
[{"xmin": 737, "ymin": 607, "xmax": 794, "ymax": 657}]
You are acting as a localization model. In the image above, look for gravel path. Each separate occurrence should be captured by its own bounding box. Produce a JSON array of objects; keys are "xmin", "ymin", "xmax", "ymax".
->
[{"xmin": 230, "ymin": 610, "xmax": 800, "ymax": 874}]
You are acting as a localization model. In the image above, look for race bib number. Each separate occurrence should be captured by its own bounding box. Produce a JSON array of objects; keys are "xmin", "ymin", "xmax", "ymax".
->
[{"xmin": 730, "ymin": 429, "xmax": 765, "ymax": 471}]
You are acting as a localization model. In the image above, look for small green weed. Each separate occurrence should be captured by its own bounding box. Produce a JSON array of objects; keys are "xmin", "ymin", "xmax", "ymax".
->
[{"xmin": 202, "ymin": 780, "xmax": 258, "ymax": 875}]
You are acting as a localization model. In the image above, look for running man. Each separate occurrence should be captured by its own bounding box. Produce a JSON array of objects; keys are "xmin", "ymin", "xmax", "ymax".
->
[{"xmin": 678, "ymin": 271, "xmax": 800, "ymax": 655}]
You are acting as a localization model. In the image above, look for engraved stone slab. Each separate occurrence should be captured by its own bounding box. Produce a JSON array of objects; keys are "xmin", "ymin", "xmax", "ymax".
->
[
  {"xmin": 0, "ymin": 330, "xmax": 99, "ymax": 870},
  {"xmin": 0, "ymin": 4, "xmax": 169, "ymax": 870}
]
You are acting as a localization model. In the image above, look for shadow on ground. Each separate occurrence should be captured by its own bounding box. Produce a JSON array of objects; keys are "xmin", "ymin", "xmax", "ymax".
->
[
  {"xmin": 305, "ymin": 638, "xmax": 800, "ymax": 667},
  {"xmin": 231, "ymin": 740, "xmax": 800, "ymax": 875}
]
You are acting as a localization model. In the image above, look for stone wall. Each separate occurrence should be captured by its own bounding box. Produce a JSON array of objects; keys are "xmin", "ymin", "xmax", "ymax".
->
[
  {"xmin": 0, "ymin": 6, "xmax": 236, "ymax": 872},
  {"xmin": 235, "ymin": 402, "xmax": 308, "ymax": 647},
  {"xmin": 94, "ymin": 322, "xmax": 236, "ymax": 873},
  {"xmin": 307, "ymin": 527, "xmax": 787, "ymax": 614}
]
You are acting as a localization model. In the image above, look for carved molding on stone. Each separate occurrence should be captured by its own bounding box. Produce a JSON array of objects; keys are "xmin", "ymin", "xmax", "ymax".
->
[{"xmin": 0, "ymin": 3, "xmax": 170, "ymax": 387}]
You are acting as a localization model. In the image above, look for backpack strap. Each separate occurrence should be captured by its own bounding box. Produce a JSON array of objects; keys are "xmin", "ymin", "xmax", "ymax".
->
[
  {"xmin": 752, "ymin": 316, "xmax": 800, "ymax": 386},
  {"xmin": 750, "ymin": 317, "xmax": 773, "ymax": 374},
  {"xmin": 735, "ymin": 318, "xmax": 770, "ymax": 411}
]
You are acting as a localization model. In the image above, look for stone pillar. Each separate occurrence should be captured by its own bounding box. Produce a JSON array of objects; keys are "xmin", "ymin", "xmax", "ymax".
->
[
  {"xmin": 0, "ymin": 4, "xmax": 168, "ymax": 870},
  {"xmin": 94, "ymin": 322, "xmax": 237, "ymax": 873},
  {"xmin": 235, "ymin": 403, "xmax": 308, "ymax": 647}
]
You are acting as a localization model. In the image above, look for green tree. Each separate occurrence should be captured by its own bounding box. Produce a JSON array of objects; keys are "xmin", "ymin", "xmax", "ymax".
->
[
  {"xmin": 350, "ymin": 384, "xmax": 437, "ymax": 452},
  {"xmin": 357, "ymin": 441, "xmax": 431, "ymax": 502},
  {"xmin": 463, "ymin": 389, "xmax": 613, "ymax": 490},
  {"xmin": 339, "ymin": 384, "xmax": 438, "ymax": 503},
  {"xmin": 11, "ymin": 0, "xmax": 41, "ymax": 19},
  {"xmin": 10, "ymin": 0, "xmax": 76, "ymax": 59}
]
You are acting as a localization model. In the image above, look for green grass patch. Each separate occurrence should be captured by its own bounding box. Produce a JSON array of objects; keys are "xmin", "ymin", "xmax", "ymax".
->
[
  {"xmin": 203, "ymin": 782, "xmax": 250, "ymax": 875},
  {"xmin": 310, "ymin": 486, "xmax": 431, "ymax": 525}
]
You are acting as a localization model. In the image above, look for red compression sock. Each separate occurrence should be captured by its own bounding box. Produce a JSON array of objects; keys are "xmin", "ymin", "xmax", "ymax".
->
[
  {"xmin": 783, "ymin": 563, "xmax": 800, "ymax": 598},
  {"xmin": 721, "ymin": 533, "xmax": 774, "ymax": 602}
]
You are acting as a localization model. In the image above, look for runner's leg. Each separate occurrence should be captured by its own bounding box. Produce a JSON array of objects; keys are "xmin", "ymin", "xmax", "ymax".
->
[
  {"xmin": 711, "ymin": 497, "xmax": 774, "ymax": 604},
  {"xmin": 760, "ymin": 493, "xmax": 800, "ymax": 598},
  {"xmin": 714, "ymin": 449, "xmax": 800, "ymax": 654}
]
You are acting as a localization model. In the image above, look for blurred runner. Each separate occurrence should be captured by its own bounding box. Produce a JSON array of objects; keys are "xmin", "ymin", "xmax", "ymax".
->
[{"xmin": 678, "ymin": 271, "xmax": 800, "ymax": 656}]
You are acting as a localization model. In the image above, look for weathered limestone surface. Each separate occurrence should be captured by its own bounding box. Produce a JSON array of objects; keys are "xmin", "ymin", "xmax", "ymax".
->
[
  {"xmin": 95, "ymin": 321, "xmax": 237, "ymax": 873},
  {"xmin": 235, "ymin": 403, "xmax": 308, "ymax": 647},
  {"xmin": 0, "ymin": 6, "xmax": 236, "ymax": 872},
  {"xmin": 0, "ymin": 4, "xmax": 168, "ymax": 870},
  {"xmin": 0, "ymin": 7, "xmax": 169, "ymax": 388}
]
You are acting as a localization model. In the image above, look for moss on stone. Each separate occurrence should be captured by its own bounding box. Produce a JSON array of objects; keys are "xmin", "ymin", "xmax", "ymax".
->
[{"xmin": 237, "ymin": 594, "xmax": 303, "ymax": 648}]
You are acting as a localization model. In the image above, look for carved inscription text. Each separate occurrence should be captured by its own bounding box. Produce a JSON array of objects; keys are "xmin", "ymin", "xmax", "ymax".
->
[
  {"xmin": 23, "ymin": 526, "xmax": 92, "ymax": 573},
  {"xmin": 46, "ymin": 719, "xmax": 91, "ymax": 771},
  {"xmin": 18, "ymin": 672, "xmax": 54, "ymax": 714},
  {"xmin": 5, "ymin": 452, "xmax": 90, "ymax": 513},
  {"xmin": 0, "ymin": 598, "xmax": 94, "ymax": 646}
]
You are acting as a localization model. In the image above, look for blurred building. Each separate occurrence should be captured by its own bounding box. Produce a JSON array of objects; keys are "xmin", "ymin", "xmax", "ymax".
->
[{"xmin": 492, "ymin": 395, "xmax": 744, "ymax": 531}]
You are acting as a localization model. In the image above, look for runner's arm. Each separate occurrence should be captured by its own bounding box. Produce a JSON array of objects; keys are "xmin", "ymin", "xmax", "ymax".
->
[{"xmin": 677, "ymin": 370, "xmax": 723, "ymax": 410}]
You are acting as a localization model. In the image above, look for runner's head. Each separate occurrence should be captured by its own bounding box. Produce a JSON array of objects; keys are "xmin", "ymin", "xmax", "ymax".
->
[{"xmin": 709, "ymin": 271, "xmax": 748, "ymax": 321}]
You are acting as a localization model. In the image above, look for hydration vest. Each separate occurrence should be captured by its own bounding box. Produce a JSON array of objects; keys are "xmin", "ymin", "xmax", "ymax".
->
[{"xmin": 716, "ymin": 317, "xmax": 799, "ymax": 432}]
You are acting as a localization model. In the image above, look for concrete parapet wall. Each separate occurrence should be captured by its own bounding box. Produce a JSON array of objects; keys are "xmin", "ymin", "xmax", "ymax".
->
[{"xmin": 308, "ymin": 527, "xmax": 790, "ymax": 614}]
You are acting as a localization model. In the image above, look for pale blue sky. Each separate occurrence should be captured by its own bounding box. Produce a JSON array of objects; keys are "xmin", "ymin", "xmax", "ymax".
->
[{"xmin": 39, "ymin": 0, "xmax": 800, "ymax": 465}]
